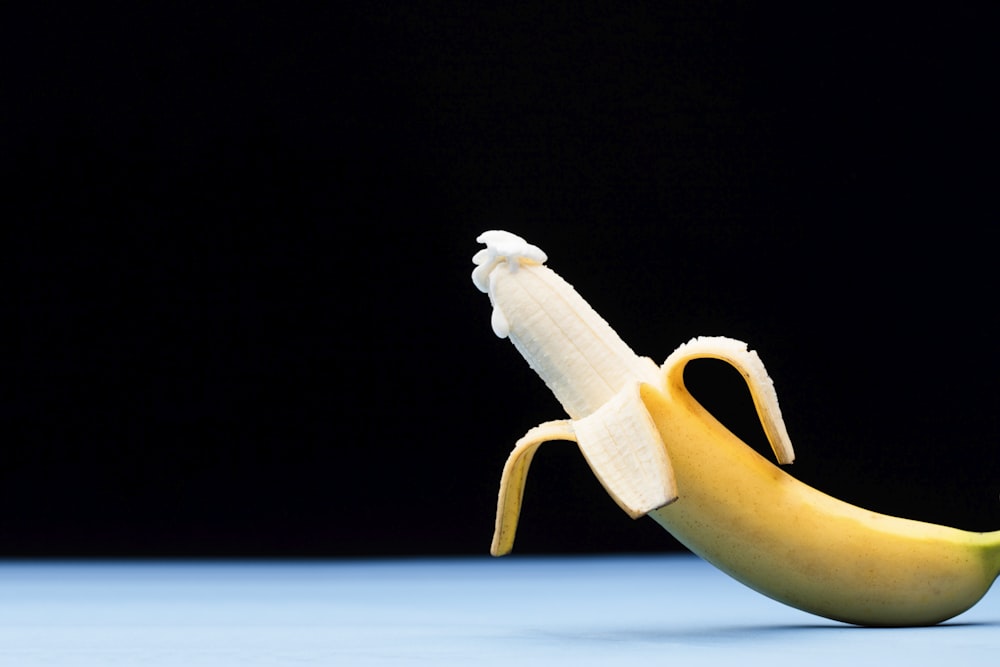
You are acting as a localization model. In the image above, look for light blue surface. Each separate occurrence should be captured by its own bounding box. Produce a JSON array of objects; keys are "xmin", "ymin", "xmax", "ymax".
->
[{"xmin": 0, "ymin": 554, "xmax": 997, "ymax": 665}]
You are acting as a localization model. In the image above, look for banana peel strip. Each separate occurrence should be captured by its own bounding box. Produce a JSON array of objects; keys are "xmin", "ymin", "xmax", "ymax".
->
[
  {"xmin": 491, "ymin": 384, "xmax": 678, "ymax": 556},
  {"xmin": 573, "ymin": 381, "xmax": 678, "ymax": 519},
  {"xmin": 491, "ymin": 420, "xmax": 575, "ymax": 556},
  {"xmin": 663, "ymin": 336, "xmax": 796, "ymax": 465}
]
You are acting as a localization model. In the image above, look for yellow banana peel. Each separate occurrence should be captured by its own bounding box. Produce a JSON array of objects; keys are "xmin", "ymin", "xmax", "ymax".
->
[{"xmin": 473, "ymin": 230, "xmax": 1000, "ymax": 627}]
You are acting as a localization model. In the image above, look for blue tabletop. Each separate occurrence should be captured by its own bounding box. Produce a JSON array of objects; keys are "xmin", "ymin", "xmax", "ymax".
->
[{"xmin": 0, "ymin": 554, "xmax": 996, "ymax": 665}]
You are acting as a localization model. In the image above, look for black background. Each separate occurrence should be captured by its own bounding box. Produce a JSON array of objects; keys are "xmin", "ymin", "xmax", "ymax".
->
[{"xmin": 6, "ymin": 4, "xmax": 998, "ymax": 557}]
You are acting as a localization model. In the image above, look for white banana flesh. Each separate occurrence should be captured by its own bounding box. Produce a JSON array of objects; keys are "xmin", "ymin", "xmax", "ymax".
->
[{"xmin": 473, "ymin": 230, "xmax": 1000, "ymax": 627}]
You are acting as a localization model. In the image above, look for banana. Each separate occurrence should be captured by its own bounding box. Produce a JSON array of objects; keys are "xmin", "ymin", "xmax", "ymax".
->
[{"xmin": 473, "ymin": 230, "xmax": 1000, "ymax": 627}]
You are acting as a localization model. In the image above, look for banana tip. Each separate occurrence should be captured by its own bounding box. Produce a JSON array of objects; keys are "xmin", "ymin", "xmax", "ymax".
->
[{"xmin": 471, "ymin": 230, "xmax": 547, "ymax": 292}]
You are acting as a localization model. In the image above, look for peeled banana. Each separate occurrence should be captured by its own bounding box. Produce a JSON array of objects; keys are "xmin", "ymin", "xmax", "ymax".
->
[{"xmin": 473, "ymin": 230, "xmax": 1000, "ymax": 627}]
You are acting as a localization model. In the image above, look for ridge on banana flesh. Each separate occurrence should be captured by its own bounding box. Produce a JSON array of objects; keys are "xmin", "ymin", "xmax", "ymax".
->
[{"xmin": 472, "ymin": 229, "xmax": 1000, "ymax": 627}]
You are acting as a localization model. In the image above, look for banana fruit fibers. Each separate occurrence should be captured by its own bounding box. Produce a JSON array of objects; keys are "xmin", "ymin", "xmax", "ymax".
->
[{"xmin": 472, "ymin": 230, "xmax": 1000, "ymax": 627}]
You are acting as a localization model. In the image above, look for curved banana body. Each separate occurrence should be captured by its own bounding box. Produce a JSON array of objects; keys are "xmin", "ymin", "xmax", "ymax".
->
[{"xmin": 473, "ymin": 230, "xmax": 1000, "ymax": 627}]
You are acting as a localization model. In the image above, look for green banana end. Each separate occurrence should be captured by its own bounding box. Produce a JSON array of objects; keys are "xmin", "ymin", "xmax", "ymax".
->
[{"xmin": 987, "ymin": 530, "xmax": 1000, "ymax": 580}]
